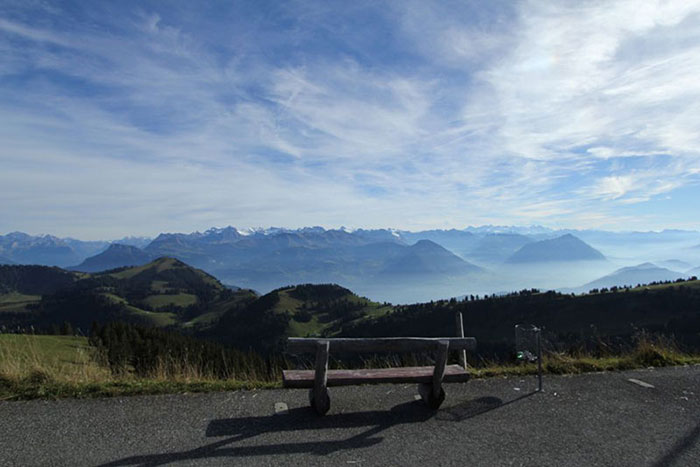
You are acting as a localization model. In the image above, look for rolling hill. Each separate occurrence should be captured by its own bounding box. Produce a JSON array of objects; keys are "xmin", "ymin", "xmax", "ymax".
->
[
  {"xmin": 506, "ymin": 234, "xmax": 606, "ymax": 263},
  {"xmin": 0, "ymin": 258, "xmax": 256, "ymax": 331}
]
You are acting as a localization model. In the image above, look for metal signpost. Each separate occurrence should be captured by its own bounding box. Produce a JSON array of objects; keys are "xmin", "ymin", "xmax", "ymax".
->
[{"xmin": 515, "ymin": 324, "xmax": 543, "ymax": 391}]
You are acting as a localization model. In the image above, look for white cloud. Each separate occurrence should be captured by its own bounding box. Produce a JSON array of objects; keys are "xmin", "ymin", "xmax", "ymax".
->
[{"xmin": 1, "ymin": 1, "xmax": 700, "ymax": 237}]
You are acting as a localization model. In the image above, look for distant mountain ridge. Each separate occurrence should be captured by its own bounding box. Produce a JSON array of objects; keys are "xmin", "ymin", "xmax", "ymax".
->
[
  {"xmin": 574, "ymin": 263, "xmax": 688, "ymax": 292},
  {"xmin": 0, "ymin": 232, "xmax": 152, "ymax": 267},
  {"xmin": 70, "ymin": 244, "xmax": 155, "ymax": 272},
  {"xmin": 379, "ymin": 240, "xmax": 481, "ymax": 276},
  {"xmin": 686, "ymin": 266, "xmax": 700, "ymax": 277},
  {"xmin": 506, "ymin": 234, "xmax": 606, "ymax": 263}
]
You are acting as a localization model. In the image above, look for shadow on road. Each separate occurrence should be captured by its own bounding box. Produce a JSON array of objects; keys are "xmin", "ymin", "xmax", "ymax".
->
[
  {"xmin": 100, "ymin": 391, "xmax": 536, "ymax": 466},
  {"xmin": 652, "ymin": 421, "xmax": 700, "ymax": 467}
]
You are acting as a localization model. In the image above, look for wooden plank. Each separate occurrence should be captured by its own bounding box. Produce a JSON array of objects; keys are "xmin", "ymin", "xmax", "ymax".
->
[
  {"xmin": 286, "ymin": 337, "xmax": 477, "ymax": 354},
  {"xmin": 283, "ymin": 364, "xmax": 470, "ymax": 388}
]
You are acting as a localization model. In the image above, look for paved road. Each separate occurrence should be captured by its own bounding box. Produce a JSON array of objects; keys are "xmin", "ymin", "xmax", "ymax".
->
[{"xmin": 1, "ymin": 365, "xmax": 698, "ymax": 466}]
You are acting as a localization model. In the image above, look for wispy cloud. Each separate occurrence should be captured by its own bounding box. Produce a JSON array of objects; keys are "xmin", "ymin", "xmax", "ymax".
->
[{"xmin": 0, "ymin": 0, "xmax": 699, "ymax": 238}]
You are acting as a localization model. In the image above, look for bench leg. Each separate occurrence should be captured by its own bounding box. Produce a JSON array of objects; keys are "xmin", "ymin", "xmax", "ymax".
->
[
  {"xmin": 418, "ymin": 383, "xmax": 446, "ymax": 409},
  {"xmin": 309, "ymin": 387, "xmax": 331, "ymax": 415},
  {"xmin": 310, "ymin": 340, "xmax": 331, "ymax": 415},
  {"xmin": 418, "ymin": 339, "xmax": 449, "ymax": 410}
]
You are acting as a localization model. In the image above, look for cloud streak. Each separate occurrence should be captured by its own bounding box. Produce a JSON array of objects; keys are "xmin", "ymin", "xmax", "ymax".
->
[{"xmin": 0, "ymin": 0, "xmax": 699, "ymax": 239}]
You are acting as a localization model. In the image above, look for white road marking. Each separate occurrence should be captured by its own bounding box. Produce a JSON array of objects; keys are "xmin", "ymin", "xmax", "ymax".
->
[
  {"xmin": 628, "ymin": 378, "xmax": 655, "ymax": 389},
  {"xmin": 274, "ymin": 402, "xmax": 289, "ymax": 415}
]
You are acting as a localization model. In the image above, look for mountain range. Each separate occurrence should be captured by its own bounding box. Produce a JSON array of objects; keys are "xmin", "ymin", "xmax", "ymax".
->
[{"xmin": 2, "ymin": 226, "xmax": 700, "ymax": 303}]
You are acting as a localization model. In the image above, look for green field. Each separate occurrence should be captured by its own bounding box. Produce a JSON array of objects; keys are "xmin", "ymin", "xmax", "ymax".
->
[
  {"xmin": 127, "ymin": 306, "xmax": 177, "ymax": 327},
  {"xmin": 0, "ymin": 293, "xmax": 41, "ymax": 313},
  {"xmin": 143, "ymin": 293, "xmax": 197, "ymax": 309}
]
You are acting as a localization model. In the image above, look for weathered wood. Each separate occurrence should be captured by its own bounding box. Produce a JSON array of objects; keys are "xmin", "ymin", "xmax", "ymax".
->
[
  {"xmin": 310, "ymin": 340, "xmax": 330, "ymax": 415},
  {"xmin": 456, "ymin": 312, "xmax": 467, "ymax": 370},
  {"xmin": 432, "ymin": 339, "xmax": 449, "ymax": 398},
  {"xmin": 283, "ymin": 364, "xmax": 470, "ymax": 388},
  {"xmin": 286, "ymin": 337, "xmax": 476, "ymax": 354}
]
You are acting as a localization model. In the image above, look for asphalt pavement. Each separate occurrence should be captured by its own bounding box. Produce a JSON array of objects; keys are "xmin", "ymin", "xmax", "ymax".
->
[{"xmin": 0, "ymin": 365, "xmax": 698, "ymax": 466}]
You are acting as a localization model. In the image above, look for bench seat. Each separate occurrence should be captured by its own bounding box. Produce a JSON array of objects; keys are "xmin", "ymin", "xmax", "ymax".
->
[{"xmin": 283, "ymin": 364, "xmax": 470, "ymax": 388}]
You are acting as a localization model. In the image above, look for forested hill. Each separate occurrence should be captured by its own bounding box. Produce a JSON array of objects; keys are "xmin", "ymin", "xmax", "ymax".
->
[
  {"xmin": 339, "ymin": 280, "xmax": 700, "ymax": 358},
  {"xmin": 202, "ymin": 283, "xmax": 392, "ymax": 352},
  {"xmin": 0, "ymin": 265, "xmax": 80, "ymax": 295}
]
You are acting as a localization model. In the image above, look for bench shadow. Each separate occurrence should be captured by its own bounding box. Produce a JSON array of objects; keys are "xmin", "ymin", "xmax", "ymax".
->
[
  {"xmin": 99, "ymin": 392, "xmax": 536, "ymax": 466},
  {"xmin": 651, "ymin": 421, "xmax": 700, "ymax": 467}
]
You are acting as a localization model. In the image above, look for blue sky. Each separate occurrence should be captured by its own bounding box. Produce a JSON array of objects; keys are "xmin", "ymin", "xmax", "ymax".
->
[{"xmin": 1, "ymin": 0, "xmax": 699, "ymax": 239}]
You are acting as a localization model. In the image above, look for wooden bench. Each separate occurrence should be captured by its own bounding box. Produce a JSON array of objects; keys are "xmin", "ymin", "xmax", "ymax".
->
[{"xmin": 283, "ymin": 337, "xmax": 477, "ymax": 415}]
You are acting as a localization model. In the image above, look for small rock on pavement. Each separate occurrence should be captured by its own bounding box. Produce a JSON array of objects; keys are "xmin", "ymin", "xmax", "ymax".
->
[{"xmin": 274, "ymin": 402, "xmax": 289, "ymax": 415}]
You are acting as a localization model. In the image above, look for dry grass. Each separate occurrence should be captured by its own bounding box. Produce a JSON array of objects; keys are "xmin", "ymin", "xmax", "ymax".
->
[
  {"xmin": 473, "ymin": 334, "xmax": 700, "ymax": 378},
  {"xmin": 0, "ymin": 334, "xmax": 277, "ymax": 400},
  {"xmin": 0, "ymin": 334, "xmax": 111, "ymax": 384},
  {"xmin": 2, "ymin": 333, "xmax": 699, "ymax": 400}
]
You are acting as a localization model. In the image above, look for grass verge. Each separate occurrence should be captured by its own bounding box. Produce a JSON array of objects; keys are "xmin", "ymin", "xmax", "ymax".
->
[
  {"xmin": 474, "ymin": 336, "xmax": 700, "ymax": 378},
  {"xmin": 1, "ymin": 334, "xmax": 699, "ymax": 401}
]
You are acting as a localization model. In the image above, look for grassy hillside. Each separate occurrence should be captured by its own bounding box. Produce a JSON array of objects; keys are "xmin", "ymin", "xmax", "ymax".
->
[
  {"xmin": 0, "ymin": 293, "xmax": 40, "ymax": 313},
  {"xmin": 0, "ymin": 258, "xmax": 257, "ymax": 332}
]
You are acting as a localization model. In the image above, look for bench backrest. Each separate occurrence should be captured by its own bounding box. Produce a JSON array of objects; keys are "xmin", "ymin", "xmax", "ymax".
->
[{"xmin": 286, "ymin": 337, "xmax": 476, "ymax": 354}]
